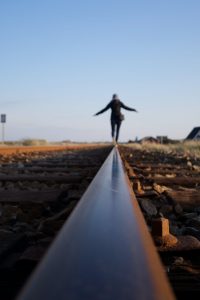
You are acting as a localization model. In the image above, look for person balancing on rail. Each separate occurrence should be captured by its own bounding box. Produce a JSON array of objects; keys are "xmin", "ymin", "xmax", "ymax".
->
[{"xmin": 94, "ymin": 94, "xmax": 138, "ymax": 143}]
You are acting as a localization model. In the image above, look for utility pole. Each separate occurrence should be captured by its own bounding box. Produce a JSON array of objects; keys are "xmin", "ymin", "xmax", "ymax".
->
[{"xmin": 1, "ymin": 114, "xmax": 6, "ymax": 144}]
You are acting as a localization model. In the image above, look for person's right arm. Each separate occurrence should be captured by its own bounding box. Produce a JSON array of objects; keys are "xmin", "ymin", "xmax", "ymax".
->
[{"xmin": 94, "ymin": 102, "xmax": 111, "ymax": 116}]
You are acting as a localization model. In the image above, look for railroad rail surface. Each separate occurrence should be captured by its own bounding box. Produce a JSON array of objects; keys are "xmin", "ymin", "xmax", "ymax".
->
[
  {"xmin": 1, "ymin": 144, "xmax": 200, "ymax": 299},
  {"xmin": 17, "ymin": 146, "xmax": 174, "ymax": 300}
]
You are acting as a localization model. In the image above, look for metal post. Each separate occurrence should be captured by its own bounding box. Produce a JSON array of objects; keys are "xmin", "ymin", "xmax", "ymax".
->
[
  {"xmin": 2, "ymin": 122, "xmax": 5, "ymax": 143},
  {"xmin": 1, "ymin": 114, "xmax": 6, "ymax": 144}
]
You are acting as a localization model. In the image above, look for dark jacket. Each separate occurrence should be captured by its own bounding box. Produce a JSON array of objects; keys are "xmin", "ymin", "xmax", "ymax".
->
[{"xmin": 95, "ymin": 99, "xmax": 137, "ymax": 120}]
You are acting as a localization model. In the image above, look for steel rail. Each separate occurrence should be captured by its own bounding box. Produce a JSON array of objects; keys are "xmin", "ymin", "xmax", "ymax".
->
[{"xmin": 17, "ymin": 147, "xmax": 175, "ymax": 300}]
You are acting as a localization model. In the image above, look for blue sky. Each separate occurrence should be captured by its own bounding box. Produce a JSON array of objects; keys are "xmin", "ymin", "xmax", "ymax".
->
[{"xmin": 0, "ymin": 0, "xmax": 199, "ymax": 142}]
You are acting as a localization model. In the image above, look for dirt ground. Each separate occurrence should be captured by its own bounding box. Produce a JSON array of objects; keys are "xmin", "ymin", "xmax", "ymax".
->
[{"xmin": 1, "ymin": 143, "xmax": 200, "ymax": 299}]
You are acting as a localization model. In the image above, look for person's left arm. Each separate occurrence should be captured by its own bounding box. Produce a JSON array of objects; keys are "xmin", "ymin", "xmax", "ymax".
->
[{"xmin": 120, "ymin": 102, "xmax": 138, "ymax": 112}]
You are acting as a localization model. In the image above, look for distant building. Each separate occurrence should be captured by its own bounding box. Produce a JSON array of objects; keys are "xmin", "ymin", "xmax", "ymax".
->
[
  {"xmin": 156, "ymin": 136, "xmax": 168, "ymax": 144},
  {"xmin": 186, "ymin": 127, "xmax": 200, "ymax": 140},
  {"xmin": 140, "ymin": 136, "xmax": 159, "ymax": 143}
]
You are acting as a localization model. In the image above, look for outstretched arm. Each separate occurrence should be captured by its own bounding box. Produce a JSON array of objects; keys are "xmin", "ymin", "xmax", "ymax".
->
[
  {"xmin": 94, "ymin": 102, "xmax": 111, "ymax": 116},
  {"xmin": 120, "ymin": 102, "xmax": 138, "ymax": 112}
]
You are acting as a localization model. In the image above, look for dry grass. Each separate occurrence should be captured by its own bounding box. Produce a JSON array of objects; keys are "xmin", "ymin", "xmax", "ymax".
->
[
  {"xmin": 21, "ymin": 139, "xmax": 48, "ymax": 146},
  {"xmin": 0, "ymin": 139, "xmax": 49, "ymax": 146},
  {"xmin": 126, "ymin": 141, "xmax": 200, "ymax": 158}
]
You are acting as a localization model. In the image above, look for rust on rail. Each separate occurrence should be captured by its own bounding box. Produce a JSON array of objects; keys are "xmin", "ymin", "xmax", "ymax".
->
[{"xmin": 17, "ymin": 147, "xmax": 175, "ymax": 300}]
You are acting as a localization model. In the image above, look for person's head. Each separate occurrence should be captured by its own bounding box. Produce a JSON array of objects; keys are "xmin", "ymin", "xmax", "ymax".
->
[{"xmin": 112, "ymin": 94, "xmax": 119, "ymax": 100}]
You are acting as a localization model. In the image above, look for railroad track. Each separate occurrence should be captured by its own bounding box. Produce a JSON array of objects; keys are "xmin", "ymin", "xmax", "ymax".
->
[
  {"xmin": 121, "ymin": 145, "xmax": 200, "ymax": 299},
  {"xmin": 0, "ymin": 144, "xmax": 200, "ymax": 299},
  {"xmin": 0, "ymin": 145, "xmax": 111, "ymax": 300}
]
